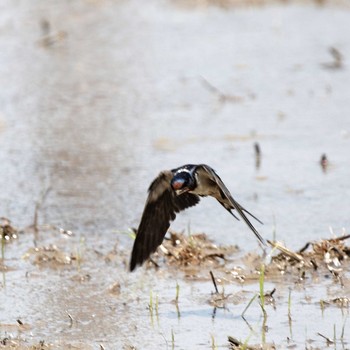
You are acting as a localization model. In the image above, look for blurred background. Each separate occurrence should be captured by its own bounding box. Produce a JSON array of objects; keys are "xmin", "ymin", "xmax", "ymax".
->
[{"xmin": 1, "ymin": 0, "xmax": 349, "ymax": 250}]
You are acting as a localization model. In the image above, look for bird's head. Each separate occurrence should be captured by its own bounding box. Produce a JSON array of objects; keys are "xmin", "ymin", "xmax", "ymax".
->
[{"xmin": 171, "ymin": 172, "xmax": 196, "ymax": 195}]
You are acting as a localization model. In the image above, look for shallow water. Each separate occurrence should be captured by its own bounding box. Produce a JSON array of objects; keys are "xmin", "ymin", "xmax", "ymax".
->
[{"xmin": 0, "ymin": 0, "xmax": 350, "ymax": 348}]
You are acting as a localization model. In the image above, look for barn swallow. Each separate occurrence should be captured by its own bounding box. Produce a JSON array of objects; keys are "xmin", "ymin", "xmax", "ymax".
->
[{"xmin": 130, "ymin": 164, "xmax": 265, "ymax": 271}]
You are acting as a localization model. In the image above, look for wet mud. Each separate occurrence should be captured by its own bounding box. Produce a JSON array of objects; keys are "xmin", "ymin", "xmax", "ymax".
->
[
  {"xmin": 1, "ymin": 218, "xmax": 350, "ymax": 349},
  {"xmin": 1, "ymin": 0, "xmax": 350, "ymax": 349}
]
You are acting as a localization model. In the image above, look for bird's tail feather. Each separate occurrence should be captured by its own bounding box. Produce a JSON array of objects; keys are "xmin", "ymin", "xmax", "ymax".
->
[{"xmin": 227, "ymin": 198, "xmax": 266, "ymax": 246}]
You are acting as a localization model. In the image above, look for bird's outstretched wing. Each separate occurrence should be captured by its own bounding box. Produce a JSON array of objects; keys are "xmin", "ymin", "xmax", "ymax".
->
[
  {"xmin": 130, "ymin": 171, "xmax": 200, "ymax": 271},
  {"xmin": 197, "ymin": 164, "xmax": 266, "ymax": 246}
]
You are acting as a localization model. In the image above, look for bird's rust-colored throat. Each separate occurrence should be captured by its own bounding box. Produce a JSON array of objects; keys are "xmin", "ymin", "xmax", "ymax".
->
[{"xmin": 171, "ymin": 179, "xmax": 185, "ymax": 190}]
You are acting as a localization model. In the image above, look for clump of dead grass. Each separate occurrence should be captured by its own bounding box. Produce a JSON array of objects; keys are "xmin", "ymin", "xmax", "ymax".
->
[
  {"xmin": 268, "ymin": 234, "xmax": 350, "ymax": 280},
  {"xmin": 144, "ymin": 230, "xmax": 350, "ymax": 285},
  {"xmin": 151, "ymin": 231, "xmax": 238, "ymax": 269}
]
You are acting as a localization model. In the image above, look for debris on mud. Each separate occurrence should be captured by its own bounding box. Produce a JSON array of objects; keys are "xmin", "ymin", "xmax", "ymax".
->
[
  {"xmin": 141, "ymin": 230, "xmax": 350, "ymax": 286},
  {"xmin": 209, "ymin": 270, "xmax": 233, "ymax": 308},
  {"xmin": 145, "ymin": 231, "xmax": 239, "ymax": 272},
  {"xmin": 23, "ymin": 245, "xmax": 78, "ymax": 268},
  {"xmin": 0, "ymin": 332, "xmax": 53, "ymax": 350},
  {"xmin": 1, "ymin": 217, "xmax": 18, "ymax": 242},
  {"xmin": 268, "ymin": 234, "xmax": 350, "ymax": 280},
  {"xmin": 228, "ymin": 335, "xmax": 275, "ymax": 350},
  {"xmin": 0, "ymin": 218, "xmax": 18, "ymax": 271},
  {"xmin": 70, "ymin": 273, "xmax": 91, "ymax": 283},
  {"xmin": 109, "ymin": 282, "xmax": 121, "ymax": 295},
  {"xmin": 320, "ymin": 296, "xmax": 350, "ymax": 309}
]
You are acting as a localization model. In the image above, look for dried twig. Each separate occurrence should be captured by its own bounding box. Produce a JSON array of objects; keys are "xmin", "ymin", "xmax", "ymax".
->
[
  {"xmin": 268, "ymin": 240, "xmax": 304, "ymax": 263},
  {"xmin": 317, "ymin": 332, "xmax": 334, "ymax": 345},
  {"xmin": 210, "ymin": 270, "xmax": 219, "ymax": 294}
]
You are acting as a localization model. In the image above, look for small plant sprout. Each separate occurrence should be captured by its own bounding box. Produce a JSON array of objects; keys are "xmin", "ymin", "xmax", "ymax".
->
[
  {"xmin": 149, "ymin": 290, "xmax": 153, "ymax": 313},
  {"xmin": 33, "ymin": 186, "xmax": 52, "ymax": 235},
  {"xmin": 155, "ymin": 294, "xmax": 159, "ymax": 317},
  {"xmin": 174, "ymin": 282, "xmax": 181, "ymax": 319},
  {"xmin": 148, "ymin": 290, "xmax": 155, "ymax": 327},
  {"xmin": 113, "ymin": 228, "xmax": 137, "ymax": 239},
  {"xmin": 211, "ymin": 334, "xmax": 217, "ymax": 350},
  {"xmin": 242, "ymin": 332, "xmax": 253, "ymax": 350},
  {"xmin": 76, "ymin": 237, "xmax": 86, "ymax": 271},
  {"xmin": 288, "ymin": 288, "xmax": 292, "ymax": 320},
  {"xmin": 259, "ymin": 263, "xmax": 265, "ymax": 311},
  {"xmin": 259, "ymin": 263, "xmax": 267, "ymax": 345},
  {"xmin": 175, "ymin": 282, "xmax": 180, "ymax": 304},
  {"xmin": 341, "ymin": 316, "xmax": 347, "ymax": 341},
  {"xmin": 320, "ymin": 299, "xmax": 325, "ymax": 316},
  {"xmin": 288, "ymin": 289, "xmax": 293, "ymax": 339},
  {"xmin": 171, "ymin": 328, "xmax": 175, "ymax": 350}
]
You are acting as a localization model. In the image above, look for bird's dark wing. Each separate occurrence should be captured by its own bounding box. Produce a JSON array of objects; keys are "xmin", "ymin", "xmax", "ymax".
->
[
  {"xmin": 130, "ymin": 171, "xmax": 200, "ymax": 271},
  {"xmin": 197, "ymin": 164, "xmax": 266, "ymax": 246}
]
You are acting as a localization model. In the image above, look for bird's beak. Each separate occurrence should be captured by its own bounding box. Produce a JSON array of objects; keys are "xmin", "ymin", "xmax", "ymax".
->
[{"xmin": 175, "ymin": 188, "xmax": 189, "ymax": 195}]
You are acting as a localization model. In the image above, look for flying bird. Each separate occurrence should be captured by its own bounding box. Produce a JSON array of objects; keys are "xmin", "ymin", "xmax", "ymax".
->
[{"xmin": 130, "ymin": 164, "xmax": 265, "ymax": 271}]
